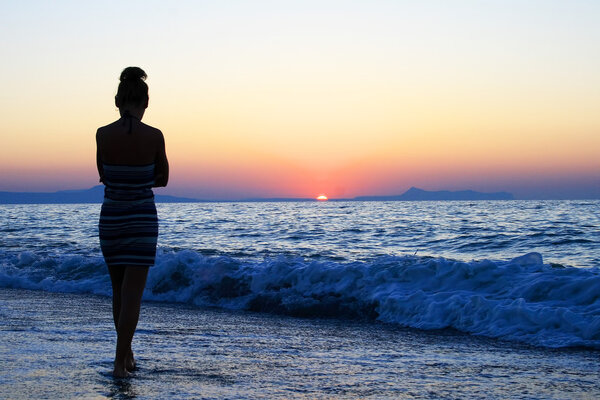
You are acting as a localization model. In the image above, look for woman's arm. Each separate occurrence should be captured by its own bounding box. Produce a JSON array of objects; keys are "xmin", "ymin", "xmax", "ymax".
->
[
  {"xmin": 96, "ymin": 130, "xmax": 104, "ymax": 183},
  {"xmin": 153, "ymin": 131, "xmax": 169, "ymax": 187}
]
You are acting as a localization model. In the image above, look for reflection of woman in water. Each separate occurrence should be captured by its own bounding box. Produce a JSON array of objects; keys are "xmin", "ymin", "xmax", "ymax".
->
[{"xmin": 96, "ymin": 67, "xmax": 169, "ymax": 378}]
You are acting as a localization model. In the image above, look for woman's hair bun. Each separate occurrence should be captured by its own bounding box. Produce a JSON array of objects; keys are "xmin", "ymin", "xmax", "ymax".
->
[
  {"xmin": 120, "ymin": 66, "xmax": 147, "ymax": 82},
  {"xmin": 115, "ymin": 66, "xmax": 149, "ymax": 108}
]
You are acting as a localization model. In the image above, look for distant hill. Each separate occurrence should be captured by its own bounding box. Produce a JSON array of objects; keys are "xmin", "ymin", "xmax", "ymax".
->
[
  {"xmin": 353, "ymin": 187, "xmax": 514, "ymax": 201},
  {"xmin": 0, "ymin": 185, "xmax": 515, "ymax": 204},
  {"xmin": 0, "ymin": 186, "xmax": 203, "ymax": 204}
]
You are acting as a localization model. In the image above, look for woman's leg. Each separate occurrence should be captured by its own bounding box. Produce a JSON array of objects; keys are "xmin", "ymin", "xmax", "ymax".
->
[
  {"xmin": 108, "ymin": 266, "xmax": 125, "ymax": 331},
  {"xmin": 109, "ymin": 265, "xmax": 149, "ymax": 378},
  {"xmin": 107, "ymin": 266, "xmax": 135, "ymax": 372}
]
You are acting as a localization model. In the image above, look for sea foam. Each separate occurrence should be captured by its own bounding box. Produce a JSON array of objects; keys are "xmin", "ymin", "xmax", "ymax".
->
[{"xmin": 1, "ymin": 249, "xmax": 599, "ymax": 349}]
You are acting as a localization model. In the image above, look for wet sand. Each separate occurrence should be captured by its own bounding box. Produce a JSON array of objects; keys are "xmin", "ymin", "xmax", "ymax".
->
[{"xmin": 1, "ymin": 288, "xmax": 599, "ymax": 399}]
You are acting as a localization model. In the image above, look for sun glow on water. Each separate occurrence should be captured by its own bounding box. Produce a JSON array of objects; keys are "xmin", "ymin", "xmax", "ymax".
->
[{"xmin": 316, "ymin": 195, "xmax": 328, "ymax": 201}]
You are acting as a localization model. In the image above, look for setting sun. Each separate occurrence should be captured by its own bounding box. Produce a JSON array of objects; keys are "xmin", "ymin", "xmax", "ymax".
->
[{"xmin": 316, "ymin": 195, "xmax": 328, "ymax": 201}]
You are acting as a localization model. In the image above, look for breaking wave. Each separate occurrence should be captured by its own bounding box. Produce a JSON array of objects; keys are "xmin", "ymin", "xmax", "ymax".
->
[{"xmin": 1, "ymin": 249, "xmax": 599, "ymax": 349}]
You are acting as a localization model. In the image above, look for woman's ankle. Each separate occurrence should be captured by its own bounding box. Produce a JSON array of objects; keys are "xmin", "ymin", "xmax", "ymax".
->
[{"xmin": 113, "ymin": 361, "xmax": 130, "ymax": 378}]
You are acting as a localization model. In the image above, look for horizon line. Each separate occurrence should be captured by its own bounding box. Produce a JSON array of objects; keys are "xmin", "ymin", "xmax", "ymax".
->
[{"xmin": 1, "ymin": 185, "xmax": 599, "ymax": 202}]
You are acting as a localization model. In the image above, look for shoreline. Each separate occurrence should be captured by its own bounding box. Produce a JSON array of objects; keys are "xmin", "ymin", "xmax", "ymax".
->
[{"xmin": 2, "ymin": 287, "xmax": 599, "ymax": 399}]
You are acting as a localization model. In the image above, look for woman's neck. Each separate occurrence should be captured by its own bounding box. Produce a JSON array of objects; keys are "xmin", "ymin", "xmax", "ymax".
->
[{"xmin": 119, "ymin": 108, "xmax": 145, "ymax": 121}]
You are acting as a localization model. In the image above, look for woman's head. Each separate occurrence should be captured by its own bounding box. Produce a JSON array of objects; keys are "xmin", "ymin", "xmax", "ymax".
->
[{"xmin": 115, "ymin": 67, "xmax": 149, "ymax": 110}]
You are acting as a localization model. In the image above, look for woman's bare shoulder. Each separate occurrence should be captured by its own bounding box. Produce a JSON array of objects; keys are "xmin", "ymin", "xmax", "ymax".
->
[
  {"xmin": 141, "ymin": 122, "xmax": 163, "ymax": 135},
  {"xmin": 139, "ymin": 123, "xmax": 164, "ymax": 141},
  {"xmin": 96, "ymin": 121, "xmax": 164, "ymax": 144},
  {"xmin": 96, "ymin": 120, "xmax": 122, "ymax": 136}
]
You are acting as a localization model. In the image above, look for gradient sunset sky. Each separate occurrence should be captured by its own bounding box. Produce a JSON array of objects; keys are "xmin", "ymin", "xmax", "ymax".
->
[{"xmin": 1, "ymin": 0, "xmax": 598, "ymax": 200}]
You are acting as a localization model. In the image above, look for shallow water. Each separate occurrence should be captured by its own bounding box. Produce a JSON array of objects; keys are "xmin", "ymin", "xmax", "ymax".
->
[{"xmin": 1, "ymin": 288, "xmax": 599, "ymax": 399}]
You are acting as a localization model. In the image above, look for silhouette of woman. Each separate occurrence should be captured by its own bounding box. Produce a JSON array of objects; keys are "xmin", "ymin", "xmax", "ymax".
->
[{"xmin": 96, "ymin": 67, "xmax": 169, "ymax": 378}]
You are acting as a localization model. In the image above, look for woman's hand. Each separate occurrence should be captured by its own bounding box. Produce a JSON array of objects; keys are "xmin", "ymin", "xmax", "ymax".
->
[{"xmin": 154, "ymin": 173, "xmax": 167, "ymax": 187}]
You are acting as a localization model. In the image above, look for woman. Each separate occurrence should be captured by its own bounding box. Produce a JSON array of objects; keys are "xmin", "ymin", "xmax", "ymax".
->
[{"xmin": 96, "ymin": 67, "xmax": 169, "ymax": 378}]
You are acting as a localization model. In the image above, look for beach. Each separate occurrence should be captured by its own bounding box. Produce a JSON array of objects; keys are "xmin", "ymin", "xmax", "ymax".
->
[
  {"xmin": 2, "ymin": 287, "xmax": 599, "ymax": 399},
  {"xmin": 2, "ymin": 0, "xmax": 600, "ymax": 397}
]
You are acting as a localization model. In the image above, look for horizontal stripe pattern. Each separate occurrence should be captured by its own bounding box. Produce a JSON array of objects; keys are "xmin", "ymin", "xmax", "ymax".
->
[
  {"xmin": 102, "ymin": 163, "xmax": 155, "ymax": 201},
  {"xmin": 99, "ymin": 163, "xmax": 158, "ymax": 267}
]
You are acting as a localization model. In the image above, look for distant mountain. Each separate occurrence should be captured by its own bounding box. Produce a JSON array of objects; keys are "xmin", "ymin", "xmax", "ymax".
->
[
  {"xmin": 0, "ymin": 186, "xmax": 203, "ymax": 204},
  {"xmin": 353, "ymin": 187, "xmax": 514, "ymax": 201},
  {"xmin": 0, "ymin": 186, "xmax": 515, "ymax": 204}
]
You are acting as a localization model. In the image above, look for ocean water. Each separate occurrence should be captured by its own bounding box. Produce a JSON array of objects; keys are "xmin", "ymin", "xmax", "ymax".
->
[
  {"xmin": 1, "ymin": 200, "xmax": 600, "ymax": 398},
  {"xmin": 0, "ymin": 200, "xmax": 599, "ymax": 350}
]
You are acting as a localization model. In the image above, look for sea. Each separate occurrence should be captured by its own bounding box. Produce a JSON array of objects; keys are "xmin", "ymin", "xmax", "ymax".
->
[{"xmin": 1, "ymin": 200, "xmax": 599, "ymax": 399}]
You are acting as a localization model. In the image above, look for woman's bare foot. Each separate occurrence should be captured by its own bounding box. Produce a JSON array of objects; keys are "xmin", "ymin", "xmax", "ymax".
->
[
  {"xmin": 126, "ymin": 349, "xmax": 136, "ymax": 371},
  {"xmin": 113, "ymin": 363, "xmax": 131, "ymax": 378}
]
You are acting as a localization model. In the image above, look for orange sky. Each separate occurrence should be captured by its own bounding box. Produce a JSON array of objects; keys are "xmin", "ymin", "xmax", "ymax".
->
[{"xmin": 0, "ymin": 1, "xmax": 598, "ymax": 199}]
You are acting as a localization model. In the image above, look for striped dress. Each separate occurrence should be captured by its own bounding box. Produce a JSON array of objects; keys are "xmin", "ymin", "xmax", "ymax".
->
[{"xmin": 99, "ymin": 163, "xmax": 158, "ymax": 267}]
